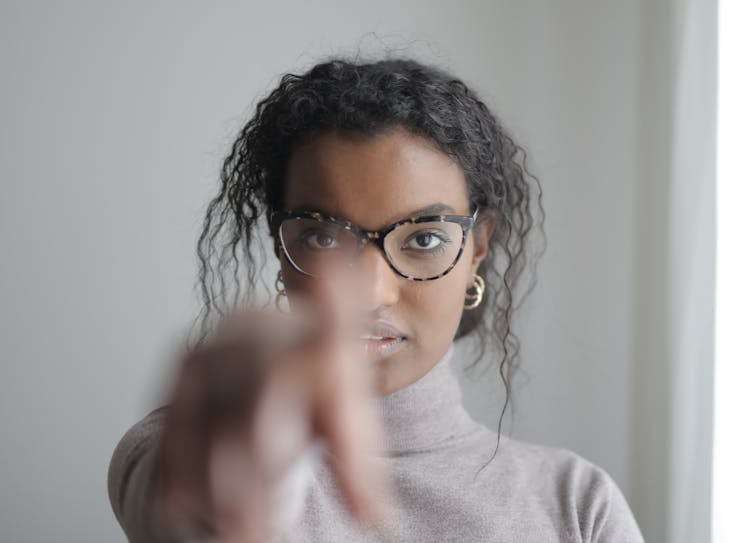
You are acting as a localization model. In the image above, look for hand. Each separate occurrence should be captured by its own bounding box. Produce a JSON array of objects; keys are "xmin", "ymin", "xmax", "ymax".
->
[{"xmin": 157, "ymin": 274, "xmax": 394, "ymax": 542}]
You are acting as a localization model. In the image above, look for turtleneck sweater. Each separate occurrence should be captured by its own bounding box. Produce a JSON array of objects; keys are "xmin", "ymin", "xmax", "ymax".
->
[{"xmin": 108, "ymin": 343, "xmax": 645, "ymax": 542}]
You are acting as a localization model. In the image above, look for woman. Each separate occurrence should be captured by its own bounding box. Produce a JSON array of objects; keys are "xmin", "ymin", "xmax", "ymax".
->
[{"xmin": 108, "ymin": 57, "xmax": 644, "ymax": 542}]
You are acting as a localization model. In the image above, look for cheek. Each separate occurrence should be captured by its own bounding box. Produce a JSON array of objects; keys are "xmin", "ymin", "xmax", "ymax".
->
[
  {"xmin": 279, "ymin": 259, "xmax": 317, "ymax": 308},
  {"xmin": 405, "ymin": 270, "xmax": 469, "ymax": 341},
  {"xmin": 407, "ymin": 245, "xmax": 476, "ymax": 338}
]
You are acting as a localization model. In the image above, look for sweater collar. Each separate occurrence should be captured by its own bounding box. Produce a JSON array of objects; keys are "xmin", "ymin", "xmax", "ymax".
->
[{"xmin": 374, "ymin": 343, "xmax": 479, "ymax": 454}]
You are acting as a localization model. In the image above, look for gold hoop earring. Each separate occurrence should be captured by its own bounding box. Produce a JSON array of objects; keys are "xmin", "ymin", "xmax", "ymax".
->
[
  {"xmin": 275, "ymin": 270, "xmax": 288, "ymax": 312},
  {"xmin": 464, "ymin": 274, "xmax": 485, "ymax": 310}
]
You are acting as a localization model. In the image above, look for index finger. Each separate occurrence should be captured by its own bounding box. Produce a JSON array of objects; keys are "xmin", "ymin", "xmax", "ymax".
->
[{"xmin": 296, "ymin": 263, "xmax": 372, "ymax": 355}]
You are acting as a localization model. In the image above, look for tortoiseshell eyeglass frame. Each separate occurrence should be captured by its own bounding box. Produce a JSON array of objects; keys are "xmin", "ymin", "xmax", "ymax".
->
[{"xmin": 270, "ymin": 207, "xmax": 479, "ymax": 281}]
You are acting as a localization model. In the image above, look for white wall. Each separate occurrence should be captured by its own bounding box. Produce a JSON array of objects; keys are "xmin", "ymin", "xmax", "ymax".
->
[{"xmin": 0, "ymin": 1, "xmax": 662, "ymax": 541}]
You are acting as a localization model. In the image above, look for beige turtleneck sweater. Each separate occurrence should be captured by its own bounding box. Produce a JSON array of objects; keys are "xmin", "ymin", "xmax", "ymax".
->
[{"xmin": 108, "ymin": 344, "xmax": 645, "ymax": 542}]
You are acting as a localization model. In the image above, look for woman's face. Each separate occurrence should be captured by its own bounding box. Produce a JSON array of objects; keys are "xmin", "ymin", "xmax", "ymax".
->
[{"xmin": 279, "ymin": 127, "xmax": 492, "ymax": 395}]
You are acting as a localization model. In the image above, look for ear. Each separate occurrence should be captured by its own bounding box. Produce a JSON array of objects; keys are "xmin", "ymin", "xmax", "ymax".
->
[{"xmin": 470, "ymin": 216, "xmax": 495, "ymax": 274}]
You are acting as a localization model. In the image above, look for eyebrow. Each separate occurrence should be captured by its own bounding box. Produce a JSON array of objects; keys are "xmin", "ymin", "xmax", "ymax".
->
[
  {"xmin": 288, "ymin": 202, "xmax": 458, "ymax": 223},
  {"xmin": 403, "ymin": 203, "xmax": 457, "ymax": 218}
]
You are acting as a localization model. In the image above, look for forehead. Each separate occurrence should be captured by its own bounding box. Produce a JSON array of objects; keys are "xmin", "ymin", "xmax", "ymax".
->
[{"xmin": 283, "ymin": 127, "xmax": 470, "ymax": 229}]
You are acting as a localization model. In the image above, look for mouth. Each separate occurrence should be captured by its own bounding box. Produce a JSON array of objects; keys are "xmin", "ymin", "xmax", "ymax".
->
[{"xmin": 358, "ymin": 322, "xmax": 407, "ymax": 359}]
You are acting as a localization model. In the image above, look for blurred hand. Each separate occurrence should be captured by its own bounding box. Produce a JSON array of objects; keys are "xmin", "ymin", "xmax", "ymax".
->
[{"xmin": 157, "ymin": 273, "xmax": 395, "ymax": 542}]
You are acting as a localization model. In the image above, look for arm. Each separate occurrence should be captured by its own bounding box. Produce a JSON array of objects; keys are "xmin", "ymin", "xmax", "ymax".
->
[
  {"xmin": 108, "ymin": 406, "xmax": 323, "ymax": 543},
  {"xmin": 108, "ymin": 300, "xmax": 388, "ymax": 542},
  {"xmin": 108, "ymin": 407, "xmax": 183, "ymax": 542},
  {"xmin": 581, "ymin": 464, "xmax": 645, "ymax": 543}
]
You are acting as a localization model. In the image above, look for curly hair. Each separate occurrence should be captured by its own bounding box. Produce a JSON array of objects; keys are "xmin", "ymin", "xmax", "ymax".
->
[{"xmin": 192, "ymin": 56, "xmax": 546, "ymax": 451}]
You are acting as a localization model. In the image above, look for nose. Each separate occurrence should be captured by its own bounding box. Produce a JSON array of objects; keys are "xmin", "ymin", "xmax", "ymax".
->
[{"xmin": 356, "ymin": 243, "xmax": 400, "ymax": 312}]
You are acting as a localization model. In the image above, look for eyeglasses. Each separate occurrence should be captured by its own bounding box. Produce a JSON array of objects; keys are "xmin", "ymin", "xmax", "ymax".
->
[{"xmin": 270, "ymin": 208, "xmax": 478, "ymax": 281}]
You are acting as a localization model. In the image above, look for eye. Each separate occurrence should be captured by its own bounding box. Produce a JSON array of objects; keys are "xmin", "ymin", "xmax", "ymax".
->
[
  {"xmin": 403, "ymin": 231, "xmax": 450, "ymax": 251},
  {"xmin": 300, "ymin": 229, "xmax": 340, "ymax": 250}
]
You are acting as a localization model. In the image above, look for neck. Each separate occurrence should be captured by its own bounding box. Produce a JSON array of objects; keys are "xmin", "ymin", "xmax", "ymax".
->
[{"xmin": 374, "ymin": 343, "xmax": 479, "ymax": 454}]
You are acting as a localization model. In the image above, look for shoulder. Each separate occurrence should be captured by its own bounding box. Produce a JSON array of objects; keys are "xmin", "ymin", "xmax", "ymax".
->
[
  {"xmin": 500, "ymin": 437, "xmax": 614, "ymax": 492},
  {"xmin": 107, "ymin": 407, "xmax": 169, "ymax": 530},
  {"xmin": 495, "ymin": 436, "xmax": 645, "ymax": 543},
  {"xmin": 109, "ymin": 407, "xmax": 168, "ymax": 484}
]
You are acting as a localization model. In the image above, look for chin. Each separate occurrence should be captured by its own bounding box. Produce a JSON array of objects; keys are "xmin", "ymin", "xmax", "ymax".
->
[{"xmin": 373, "ymin": 346, "xmax": 428, "ymax": 396}]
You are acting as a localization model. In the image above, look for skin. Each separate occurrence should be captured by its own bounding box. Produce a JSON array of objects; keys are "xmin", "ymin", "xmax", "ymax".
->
[{"xmin": 280, "ymin": 126, "xmax": 493, "ymax": 396}]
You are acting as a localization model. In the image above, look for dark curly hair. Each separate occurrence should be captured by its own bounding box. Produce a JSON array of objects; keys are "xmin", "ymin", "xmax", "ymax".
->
[{"xmin": 192, "ymin": 56, "xmax": 546, "ymax": 453}]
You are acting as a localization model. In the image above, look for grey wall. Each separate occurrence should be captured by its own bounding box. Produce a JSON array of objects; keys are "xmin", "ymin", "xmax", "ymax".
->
[{"xmin": 1, "ymin": 1, "xmax": 662, "ymax": 541}]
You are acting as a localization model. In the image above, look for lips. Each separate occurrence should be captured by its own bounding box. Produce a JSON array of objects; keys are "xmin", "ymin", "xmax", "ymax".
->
[
  {"xmin": 359, "ymin": 322, "xmax": 407, "ymax": 341},
  {"xmin": 359, "ymin": 321, "xmax": 407, "ymax": 359}
]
